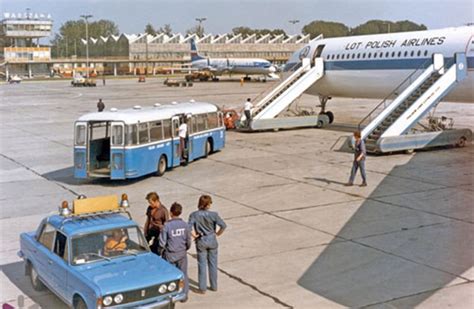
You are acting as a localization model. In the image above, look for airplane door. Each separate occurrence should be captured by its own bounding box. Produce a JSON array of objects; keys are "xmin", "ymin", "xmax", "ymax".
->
[
  {"xmin": 171, "ymin": 117, "xmax": 181, "ymax": 167},
  {"xmin": 312, "ymin": 45, "xmax": 326, "ymax": 66}
]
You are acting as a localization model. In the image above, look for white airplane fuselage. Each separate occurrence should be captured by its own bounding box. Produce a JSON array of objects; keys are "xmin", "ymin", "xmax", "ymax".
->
[
  {"xmin": 192, "ymin": 58, "xmax": 276, "ymax": 76},
  {"xmin": 285, "ymin": 26, "xmax": 474, "ymax": 103}
]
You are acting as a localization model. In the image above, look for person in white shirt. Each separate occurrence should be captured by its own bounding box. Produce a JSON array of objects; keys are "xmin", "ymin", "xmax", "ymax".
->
[
  {"xmin": 179, "ymin": 117, "xmax": 188, "ymax": 162},
  {"xmin": 244, "ymin": 98, "xmax": 253, "ymax": 127}
]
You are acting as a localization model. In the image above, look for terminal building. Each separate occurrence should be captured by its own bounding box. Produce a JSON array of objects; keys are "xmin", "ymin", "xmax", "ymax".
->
[{"xmin": 0, "ymin": 12, "xmax": 53, "ymax": 78}]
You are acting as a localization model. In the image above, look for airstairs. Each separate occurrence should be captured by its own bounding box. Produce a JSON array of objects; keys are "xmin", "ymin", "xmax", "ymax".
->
[
  {"xmin": 359, "ymin": 53, "xmax": 471, "ymax": 153},
  {"xmin": 239, "ymin": 57, "xmax": 326, "ymax": 131}
]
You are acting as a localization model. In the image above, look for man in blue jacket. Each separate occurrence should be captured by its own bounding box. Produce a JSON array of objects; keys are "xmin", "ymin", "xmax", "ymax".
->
[{"xmin": 159, "ymin": 202, "xmax": 191, "ymax": 300}]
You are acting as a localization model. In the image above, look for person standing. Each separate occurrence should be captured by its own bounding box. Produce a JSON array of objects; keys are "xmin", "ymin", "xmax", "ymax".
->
[
  {"xmin": 159, "ymin": 202, "xmax": 191, "ymax": 300},
  {"xmin": 243, "ymin": 98, "xmax": 253, "ymax": 127},
  {"xmin": 346, "ymin": 131, "xmax": 367, "ymax": 187},
  {"xmin": 178, "ymin": 116, "xmax": 188, "ymax": 162},
  {"xmin": 144, "ymin": 192, "xmax": 169, "ymax": 254},
  {"xmin": 97, "ymin": 99, "xmax": 105, "ymax": 112},
  {"xmin": 188, "ymin": 195, "xmax": 226, "ymax": 294}
]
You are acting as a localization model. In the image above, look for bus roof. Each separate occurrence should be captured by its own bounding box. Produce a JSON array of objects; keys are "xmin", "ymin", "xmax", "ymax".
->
[{"xmin": 77, "ymin": 101, "xmax": 219, "ymax": 124}]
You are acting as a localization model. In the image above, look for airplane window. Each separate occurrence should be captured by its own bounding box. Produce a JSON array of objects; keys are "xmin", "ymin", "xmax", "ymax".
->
[
  {"xmin": 385, "ymin": 52, "xmax": 389, "ymax": 57},
  {"xmin": 350, "ymin": 53, "xmax": 354, "ymax": 59},
  {"xmin": 398, "ymin": 51, "xmax": 402, "ymax": 57},
  {"xmin": 379, "ymin": 52, "xmax": 383, "ymax": 58},
  {"xmin": 341, "ymin": 54, "xmax": 345, "ymax": 59},
  {"xmin": 357, "ymin": 53, "xmax": 361, "ymax": 59},
  {"xmin": 404, "ymin": 51, "xmax": 408, "ymax": 57},
  {"xmin": 368, "ymin": 53, "xmax": 372, "ymax": 58},
  {"xmin": 373, "ymin": 53, "xmax": 377, "ymax": 58},
  {"xmin": 362, "ymin": 53, "xmax": 366, "ymax": 58},
  {"xmin": 417, "ymin": 50, "xmax": 421, "ymax": 57},
  {"xmin": 410, "ymin": 51, "xmax": 414, "ymax": 57},
  {"xmin": 336, "ymin": 54, "xmax": 340, "ymax": 59},
  {"xmin": 391, "ymin": 52, "xmax": 395, "ymax": 57},
  {"xmin": 424, "ymin": 50, "xmax": 428, "ymax": 56}
]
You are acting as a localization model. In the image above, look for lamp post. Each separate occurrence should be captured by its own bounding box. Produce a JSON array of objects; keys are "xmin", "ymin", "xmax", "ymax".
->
[
  {"xmin": 195, "ymin": 17, "xmax": 207, "ymax": 36},
  {"xmin": 80, "ymin": 14, "xmax": 93, "ymax": 78},
  {"xmin": 289, "ymin": 19, "xmax": 300, "ymax": 35}
]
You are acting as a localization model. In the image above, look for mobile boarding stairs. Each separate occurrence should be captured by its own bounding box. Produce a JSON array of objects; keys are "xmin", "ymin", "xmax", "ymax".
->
[
  {"xmin": 358, "ymin": 53, "xmax": 472, "ymax": 154},
  {"xmin": 238, "ymin": 57, "xmax": 327, "ymax": 131}
]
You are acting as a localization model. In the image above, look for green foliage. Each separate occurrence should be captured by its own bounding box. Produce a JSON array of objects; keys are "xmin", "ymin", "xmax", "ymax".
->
[
  {"xmin": 144, "ymin": 23, "xmax": 156, "ymax": 35},
  {"xmin": 232, "ymin": 27, "xmax": 287, "ymax": 37},
  {"xmin": 302, "ymin": 21, "xmax": 350, "ymax": 39},
  {"xmin": 158, "ymin": 24, "xmax": 173, "ymax": 36},
  {"xmin": 51, "ymin": 19, "xmax": 119, "ymax": 57}
]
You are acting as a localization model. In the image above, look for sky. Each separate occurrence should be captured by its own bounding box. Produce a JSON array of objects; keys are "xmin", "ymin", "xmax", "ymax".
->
[{"xmin": 2, "ymin": 0, "xmax": 473, "ymax": 38}]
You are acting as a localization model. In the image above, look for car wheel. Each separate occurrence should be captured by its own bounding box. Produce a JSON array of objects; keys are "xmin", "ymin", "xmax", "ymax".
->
[
  {"xmin": 74, "ymin": 297, "xmax": 87, "ymax": 309},
  {"xmin": 30, "ymin": 265, "xmax": 46, "ymax": 291},
  {"xmin": 156, "ymin": 155, "xmax": 167, "ymax": 176}
]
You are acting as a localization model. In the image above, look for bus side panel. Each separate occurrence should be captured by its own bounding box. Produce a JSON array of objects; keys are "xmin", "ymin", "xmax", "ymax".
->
[
  {"xmin": 190, "ymin": 134, "xmax": 207, "ymax": 159},
  {"xmin": 74, "ymin": 148, "xmax": 87, "ymax": 179},
  {"xmin": 110, "ymin": 149, "xmax": 125, "ymax": 179},
  {"xmin": 123, "ymin": 141, "xmax": 173, "ymax": 178},
  {"xmin": 211, "ymin": 128, "xmax": 226, "ymax": 151}
]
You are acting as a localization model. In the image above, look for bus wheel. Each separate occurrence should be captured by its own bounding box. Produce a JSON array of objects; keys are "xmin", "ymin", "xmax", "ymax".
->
[
  {"xmin": 157, "ymin": 155, "xmax": 167, "ymax": 176},
  {"xmin": 204, "ymin": 140, "xmax": 212, "ymax": 158}
]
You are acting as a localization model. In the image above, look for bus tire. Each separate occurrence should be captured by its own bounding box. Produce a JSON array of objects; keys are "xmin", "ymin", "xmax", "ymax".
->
[
  {"xmin": 156, "ymin": 155, "xmax": 167, "ymax": 176},
  {"xmin": 204, "ymin": 139, "xmax": 212, "ymax": 158}
]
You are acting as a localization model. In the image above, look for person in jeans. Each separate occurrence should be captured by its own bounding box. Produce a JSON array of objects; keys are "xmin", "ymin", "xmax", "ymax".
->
[
  {"xmin": 346, "ymin": 130, "xmax": 367, "ymax": 187},
  {"xmin": 188, "ymin": 195, "xmax": 226, "ymax": 294},
  {"xmin": 144, "ymin": 192, "xmax": 169, "ymax": 254}
]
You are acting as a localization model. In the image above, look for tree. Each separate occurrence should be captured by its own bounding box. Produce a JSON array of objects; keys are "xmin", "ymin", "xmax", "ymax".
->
[
  {"xmin": 157, "ymin": 24, "xmax": 173, "ymax": 36},
  {"xmin": 51, "ymin": 19, "xmax": 119, "ymax": 57},
  {"xmin": 302, "ymin": 21, "xmax": 350, "ymax": 39},
  {"xmin": 232, "ymin": 27, "xmax": 287, "ymax": 38},
  {"xmin": 144, "ymin": 23, "xmax": 156, "ymax": 35},
  {"xmin": 185, "ymin": 25, "xmax": 205, "ymax": 37},
  {"xmin": 351, "ymin": 20, "xmax": 427, "ymax": 35}
]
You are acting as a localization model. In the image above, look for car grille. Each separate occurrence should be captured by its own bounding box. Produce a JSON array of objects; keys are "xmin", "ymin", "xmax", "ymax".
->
[{"xmin": 116, "ymin": 280, "xmax": 180, "ymax": 305}]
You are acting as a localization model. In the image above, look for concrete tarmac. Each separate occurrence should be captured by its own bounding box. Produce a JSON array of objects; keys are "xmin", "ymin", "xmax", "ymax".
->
[{"xmin": 1, "ymin": 78, "xmax": 473, "ymax": 308}]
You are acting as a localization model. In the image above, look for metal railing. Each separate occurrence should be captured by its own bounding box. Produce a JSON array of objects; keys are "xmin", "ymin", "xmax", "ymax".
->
[{"xmin": 358, "ymin": 58, "xmax": 433, "ymax": 131}]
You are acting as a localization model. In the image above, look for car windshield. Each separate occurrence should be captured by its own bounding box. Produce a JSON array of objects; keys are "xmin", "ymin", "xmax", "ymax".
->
[{"xmin": 72, "ymin": 226, "xmax": 149, "ymax": 265}]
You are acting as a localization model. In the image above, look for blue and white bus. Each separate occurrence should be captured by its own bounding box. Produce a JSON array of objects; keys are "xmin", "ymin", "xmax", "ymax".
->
[{"xmin": 74, "ymin": 102, "xmax": 225, "ymax": 179}]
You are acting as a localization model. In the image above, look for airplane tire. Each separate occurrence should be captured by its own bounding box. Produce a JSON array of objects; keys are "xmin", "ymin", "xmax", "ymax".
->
[{"xmin": 326, "ymin": 111, "xmax": 335, "ymax": 124}]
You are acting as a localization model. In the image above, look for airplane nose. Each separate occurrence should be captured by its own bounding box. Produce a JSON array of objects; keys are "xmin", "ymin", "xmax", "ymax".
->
[{"xmin": 269, "ymin": 65, "xmax": 277, "ymax": 73}]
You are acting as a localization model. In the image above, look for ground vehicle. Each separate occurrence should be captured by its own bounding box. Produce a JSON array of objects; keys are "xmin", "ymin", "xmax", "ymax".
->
[
  {"xmin": 185, "ymin": 71, "xmax": 213, "ymax": 82},
  {"xmin": 71, "ymin": 75, "xmax": 96, "ymax": 87},
  {"xmin": 18, "ymin": 194, "xmax": 186, "ymax": 309},
  {"xmin": 74, "ymin": 101, "xmax": 225, "ymax": 179},
  {"xmin": 8, "ymin": 75, "xmax": 22, "ymax": 84}
]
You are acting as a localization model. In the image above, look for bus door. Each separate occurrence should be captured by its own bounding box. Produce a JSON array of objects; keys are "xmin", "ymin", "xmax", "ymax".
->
[
  {"xmin": 171, "ymin": 116, "xmax": 181, "ymax": 167},
  {"xmin": 110, "ymin": 122, "xmax": 125, "ymax": 179},
  {"xmin": 74, "ymin": 122, "xmax": 88, "ymax": 178},
  {"xmin": 186, "ymin": 114, "xmax": 193, "ymax": 161}
]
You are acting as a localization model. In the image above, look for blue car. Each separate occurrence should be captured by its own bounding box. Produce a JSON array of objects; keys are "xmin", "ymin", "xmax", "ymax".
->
[{"xmin": 18, "ymin": 195, "xmax": 186, "ymax": 308}]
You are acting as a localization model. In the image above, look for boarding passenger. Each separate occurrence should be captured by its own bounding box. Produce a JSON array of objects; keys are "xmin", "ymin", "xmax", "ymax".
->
[
  {"xmin": 345, "ymin": 130, "xmax": 367, "ymax": 187},
  {"xmin": 179, "ymin": 117, "xmax": 188, "ymax": 162},
  {"xmin": 104, "ymin": 229, "xmax": 127, "ymax": 256},
  {"xmin": 159, "ymin": 202, "xmax": 191, "ymax": 300},
  {"xmin": 97, "ymin": 99, "xmax": 105, "ymax": 112},
  {"xmin": 188, "ymin": 195, "xmax": 226, "ymax": 294},
  {"xmin": 144, "ymin": 192, "xmax": 169, "ymax": 254},
  {"xmin": 243, "ymin": 98, "xmax": 253, "ymax": 127}
]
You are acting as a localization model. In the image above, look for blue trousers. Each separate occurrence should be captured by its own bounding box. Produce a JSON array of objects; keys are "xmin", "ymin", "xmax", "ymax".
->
[
  {"xmin": 349, "ymin": 159, "xmax": 367, "ymax": 184},
  {"xmin": 197, "ymin": 247, "xmax": 218, "ymax": 291},
  {"xmin": 166, "ymin": 255, "xmax": 188, "ymax": 296}
]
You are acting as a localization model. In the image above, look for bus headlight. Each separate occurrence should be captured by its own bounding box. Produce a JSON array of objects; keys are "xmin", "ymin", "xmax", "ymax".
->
[
  {"xmin": 114, "ymin": 293, "xmax": 123, "ymax": 304},
  {"xmin": 158, "ymin": 284, "xmax": 167, "ymax": 294},
  {"xmin": 168, "ymin": 282, "xmax": 177, "ymax": 292},
  {"xmin": 103, "ymin": 296, "xmax": 113, "ymax": 306}
]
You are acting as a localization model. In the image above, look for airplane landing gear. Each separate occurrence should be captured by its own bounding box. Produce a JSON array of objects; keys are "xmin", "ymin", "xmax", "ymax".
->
[
  {"xmin": 318, "ymin": 96, "xmax": 334, "ymax": 124},
  {"xmin": 243, "ymin": 76, "xmax": 251, "ymax": 81}
]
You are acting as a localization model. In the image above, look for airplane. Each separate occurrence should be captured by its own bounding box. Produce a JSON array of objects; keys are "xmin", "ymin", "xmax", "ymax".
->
[
  {"xmin": 190, "ymin": 39, "xmax": 279, "ymax": 80},
  {"xmin": 283, "ymin": 25, "xmax": 474, "ymax": 121}
]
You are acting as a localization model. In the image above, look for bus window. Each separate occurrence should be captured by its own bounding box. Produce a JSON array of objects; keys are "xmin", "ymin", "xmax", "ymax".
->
[
  {"xmin": 196, "ymin": 114, "xmax": 207, "ymax": 132},
  {"xmin": 111, "ymin": 124, "xmax": 124, "ymax": 146},
  {"xmin": 162, "ymin": 119, "xmax": 172, "ymax": 139},
  {"xmin": 138, "ymin": 123, "xmax": 149, "ymax": 144},
  {"xmin": 75, "ymin": 124, "xmax": 86, "ymax": 146},
  {"xmin": 207, "ymin": 113, "xmax": 218, "ymax": 129},
  {"xmin": 126, "ymin": 125, "xmax": 138, "ymax": 145},
  {"xmin": 150, "ymin": 121, "xmax": 163, "ymax": 142},
  {"xmin": 90, "ymin": 122, "xmax": 108, "ymax": 141}
]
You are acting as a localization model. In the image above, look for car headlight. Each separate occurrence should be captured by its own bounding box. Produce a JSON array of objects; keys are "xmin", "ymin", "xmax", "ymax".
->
[
  {"xmin": 103, "ymin": 296, "xmax": 113, "ymax": 306},
  {"xmin": 168, "ymin": 282, "xmax": 177, "ymax": 292},
  {"xmin": 114, "ymin": 293, "xmax": 123, "ymax": 304},
  {"xmin": 158, "ymin": 284, "xmax": 167, "ymax": 294}
]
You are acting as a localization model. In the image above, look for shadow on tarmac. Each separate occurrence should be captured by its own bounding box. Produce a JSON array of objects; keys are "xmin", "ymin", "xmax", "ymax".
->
[{"xmin": 297, "ymin": 150, "xmax": 472, "ymax": 307}]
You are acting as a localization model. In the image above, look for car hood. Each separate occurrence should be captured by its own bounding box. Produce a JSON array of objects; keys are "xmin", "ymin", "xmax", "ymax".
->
[{"xmin": 77, "ymin": 253, "xmax": 182, "ymax": 295}]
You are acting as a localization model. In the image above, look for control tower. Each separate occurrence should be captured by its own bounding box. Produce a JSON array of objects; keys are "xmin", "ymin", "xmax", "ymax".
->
[{"xmin": 1, "ymin": 11, "xmax": 53, "ymax": 79}]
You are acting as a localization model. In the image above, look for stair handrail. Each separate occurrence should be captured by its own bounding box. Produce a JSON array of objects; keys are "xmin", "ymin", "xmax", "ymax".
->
[
  {"xmin": 253, "ymin": 60, "xmax": 310, "ymax": 114},
  {"xmin": 357, "ymin": 58, "xmax": 433, "ymax": 131}
]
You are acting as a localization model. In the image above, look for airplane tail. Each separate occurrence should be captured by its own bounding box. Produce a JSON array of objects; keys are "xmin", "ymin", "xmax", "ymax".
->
[{"xmin": 190, "ymin": 39, "xmax": 205, "ymax": 62}]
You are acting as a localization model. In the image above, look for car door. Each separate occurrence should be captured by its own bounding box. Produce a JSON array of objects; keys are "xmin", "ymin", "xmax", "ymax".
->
[
  {"xmin": 171, "ymin": 116, "xmax": 181, "ymax": 167},
  {"xmin": 35, "ymin": 223, "xmax": 56, "ymax": 289},
  {"xmin": 50, "ymin": 230, "xmax": 70, "ymax": 300}
]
